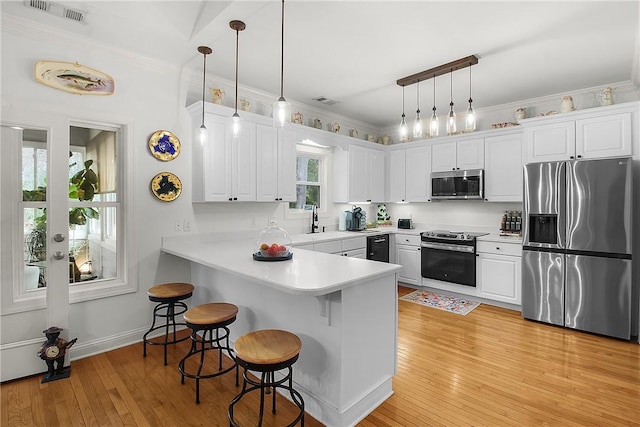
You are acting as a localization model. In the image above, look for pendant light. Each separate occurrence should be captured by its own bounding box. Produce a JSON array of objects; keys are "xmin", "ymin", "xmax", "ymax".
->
[
  {"xmin": 197, "ymin": 46, "xmax": 212, "ymax": 145},
  {"xmin": 446, "ymin": 69, "xmax": 457, "ymax": 135},
  {"xmin": 429, "ymin": 75, "xmax": 439, "ymax": 137},
  {"xmin": 273, "ymin": 0, "xmax": 291, "ymax": 127},
  {"xmin": 230, "ymin": 20, "xmax": 246, "ymax": 140},
  {"xmin": 399, "ymin": 85, "xmax": 408, "ymax": 142},
  {"xmin": 465, "ymin": 64, "xmax": 476, "ymax": 132},
  {"xmin": 412, "ymin": 80, "xmax": 423, "ymax": 139}
]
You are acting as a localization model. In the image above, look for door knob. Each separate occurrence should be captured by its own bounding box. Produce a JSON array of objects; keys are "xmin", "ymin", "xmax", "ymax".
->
[
  {"xmin": 53, "ymin": 251, "xmax": 65, "ymax": 260},
  {"xmin": 53, "ymin": 233, "xmax": 65, "ymax": 242}
]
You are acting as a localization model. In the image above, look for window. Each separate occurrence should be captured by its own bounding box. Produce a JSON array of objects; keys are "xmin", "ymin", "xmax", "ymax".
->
[
  {"xmin": 1, "ymin": 118, "xmax": 133, "ymax": 314},
  {"xmin": 288, "ymin": 145, "xmax": 328, "ymax": 215}
]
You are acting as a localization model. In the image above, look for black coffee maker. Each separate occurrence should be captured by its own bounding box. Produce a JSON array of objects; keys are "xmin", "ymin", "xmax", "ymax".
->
[{"xmin": 346, "ymin": 206, "xmax": 366, "ymax": 231}]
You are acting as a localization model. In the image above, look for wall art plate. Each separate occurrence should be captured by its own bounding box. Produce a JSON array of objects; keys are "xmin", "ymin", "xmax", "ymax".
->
[
  {"xmin": 34, "ymin": 61, "xmax": 114, "ymax": 95},
  {"xmin": 150, "ymin": 172, "xmax": 182, "ymax": 202},
  {"xmin": 148, "ymin": 130, "xmax": 181, "ymax": 161}
]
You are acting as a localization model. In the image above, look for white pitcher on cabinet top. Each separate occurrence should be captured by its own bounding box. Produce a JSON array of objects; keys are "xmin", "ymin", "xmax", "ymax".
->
[
  {"xmin": 560, "ymin": 96, "xmax": 576, "ymax": 113},
  {"xmin": 596, "ymin": 87, "xmax": 615, "ymax": 106}
]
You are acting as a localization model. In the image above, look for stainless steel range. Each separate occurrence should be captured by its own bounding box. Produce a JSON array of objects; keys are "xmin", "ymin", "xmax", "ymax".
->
[{"xmin": 420, "ymin": 230, "xmax": 488, "ymax": 286}]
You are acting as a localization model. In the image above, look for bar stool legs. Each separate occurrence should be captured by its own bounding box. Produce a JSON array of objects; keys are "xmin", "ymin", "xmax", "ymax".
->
[
  {"xmin": 178, "ymin": 302, "xmax": 239, "ymax": 404},
  {"xmin": 228, "ymin": 329, "xmax": 304, "ymax": 427},
  {"xmin": 143, "ymin": 283, "xmax": 194, "ymax": 366}
]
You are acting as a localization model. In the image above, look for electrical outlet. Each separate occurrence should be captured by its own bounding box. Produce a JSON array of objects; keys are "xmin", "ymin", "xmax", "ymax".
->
[
  {"xmin": 250, "ymin": 217, "xmax": 256, "ymax": 228},
  {"xmin": 175, "ymin": 217, "xmax": 183, "ymax": 232},
  {"xmin": 183, "ymin": 219, "xmax": 191, "ymax": 232}
]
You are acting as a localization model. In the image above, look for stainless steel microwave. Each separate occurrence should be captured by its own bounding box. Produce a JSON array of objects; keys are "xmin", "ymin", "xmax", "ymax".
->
[{"xmin": 431, "ymin": 169, "xmax": 484, "ymax": 200}]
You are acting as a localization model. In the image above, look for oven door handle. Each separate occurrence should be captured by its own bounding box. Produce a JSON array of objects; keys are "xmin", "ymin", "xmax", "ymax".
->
[{"xmin": 420, "ymin": 242, "xmax": 474, "ymax": 253}]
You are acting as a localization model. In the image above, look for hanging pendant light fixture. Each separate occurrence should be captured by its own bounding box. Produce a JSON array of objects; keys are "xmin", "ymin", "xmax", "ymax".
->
[
  {"xmin": 230, "ymin": 20, "xmax": 246, "ymax": 140},
  {"xmin": 429, "ymin": 75, "xmax": 439, "ymax": 137},
  {"xmin": 399, "ymin": 85, "xmax": 408, "ymax": 142},
  {"xmin": 413, "ymin": 80, "xmax": 423, "ymax": 139},
  {"xmin": 446, "ymin": 69, "xmax": 457, "ymax": 135},
  {"xmin": 197, "ymin": 46, "xmax": 212, "ymax": 145},
  {"xmin": 465, "ymin": 64, "xmax": 476, "ymax": 132},
  {"xmin": 273, "ymin": 0, "xmax": 291, "ymax": 128}
]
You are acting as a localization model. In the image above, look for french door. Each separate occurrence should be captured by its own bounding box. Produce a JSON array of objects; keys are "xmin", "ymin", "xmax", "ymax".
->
[{"xmin": 1, "ymin": 107, "xmax": 122, "ymax": 381}]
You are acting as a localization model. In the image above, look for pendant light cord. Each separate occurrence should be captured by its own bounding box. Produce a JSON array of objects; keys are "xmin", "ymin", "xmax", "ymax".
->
[
  {"xmin": 235, "ymin": 27, "xmax": 239, "ymax": 114},
  {"xmin": 416, "ymin": 81, "xmax": 420, "ymax": 114},
  {"xmin": 450, "ymin": 69, "xmax": 453, "ymax": 108},
  {"xmin": 468, "ymin": 64, "xmax": 473, "ymax": 103},
  {"xmin": 279, "ymin": 0, "xmax": 285, "ymax": 99},
  {"xmin": 201, "ymin": 52, "xmax": 206, "ymax": 125}
]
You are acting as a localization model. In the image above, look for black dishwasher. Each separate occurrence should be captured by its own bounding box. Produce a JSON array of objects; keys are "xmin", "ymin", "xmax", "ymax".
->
[{"xmin": 367, "ymin": 234, "xmax": 389, "ymax": 262}]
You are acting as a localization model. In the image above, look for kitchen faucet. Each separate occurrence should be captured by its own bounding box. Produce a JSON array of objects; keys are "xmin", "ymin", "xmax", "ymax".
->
[{"xmin": 310, "ymin": 205, "xmax": 319, "ymax": 233}]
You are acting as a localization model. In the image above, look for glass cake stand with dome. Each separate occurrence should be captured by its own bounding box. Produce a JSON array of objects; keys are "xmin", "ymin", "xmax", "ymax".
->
[{"xmin": 253, "ymin": 219, "xmax": 293, "ymax": 261}]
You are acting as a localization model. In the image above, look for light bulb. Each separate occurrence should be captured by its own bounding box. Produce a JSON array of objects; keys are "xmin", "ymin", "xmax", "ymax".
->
[
  {"xmin": 273, "ymin": 97, "xmax": 291, "ymax": 128},
  {"xmin": 446, "ymin": 103, "xmax": 457, "ymax": 135},
  {"xmin": 399, "ymin": 114, "xmax": 409, "ymax": 142},
  {"xmin": 232, "ymin": 113, "xmax": 240, "ymax": 140},
  {"xmin": 466, "ymin": 105, "xmax": 476, "ymax": 132},
  {"xmin": 199, "ymin": 124, "xmax": 207, "ymax": 145},
  {"xmin": 429, "ymin": 108, "xmax": 439, "ymax": 137},
  {"xmin": 413, "ymin": 111, "xmax": 423, "ymax": 139}
]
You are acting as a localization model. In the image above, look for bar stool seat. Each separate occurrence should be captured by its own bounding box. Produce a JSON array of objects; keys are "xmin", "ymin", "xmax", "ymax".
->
[
  {"xmin": 143, "ymin": 282, "xmax": 194, "ymax": 366},
  {"xmin": 179, "ymin": 302, "xmax": 239, "ymax": 404},
  {"xmin": 228, "ymin": 329, "xmax": 304, "ymax": 427}
]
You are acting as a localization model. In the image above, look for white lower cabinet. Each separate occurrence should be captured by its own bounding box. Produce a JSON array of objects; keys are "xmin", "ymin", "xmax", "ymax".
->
[
  {"xmin": 477, "ymin": 241, "xmax": 522, "ymax": 305},
  {"xmin": 302, "ymin": 237, "xmax": 367, "ymax": 258},
  {"xmin": 394, "ymin": 234, "xmax": 421, "ymax": 285}
]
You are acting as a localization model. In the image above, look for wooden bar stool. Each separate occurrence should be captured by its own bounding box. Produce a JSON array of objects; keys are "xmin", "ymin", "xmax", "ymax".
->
[
  {"xmin": 143, "ymin": 282, "xmax": 194, "ymax": 366},
  {"xmin": 228, "ymin": 329, "xmax": 304, "ymax": 427},
  {"xmin": 179, "ymin": 302, "xmax": 239, "ymax": 404}
]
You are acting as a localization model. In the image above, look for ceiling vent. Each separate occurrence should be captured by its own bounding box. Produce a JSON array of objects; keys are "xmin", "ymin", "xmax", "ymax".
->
[
  {"xmin": 24, "ymin": 0, "xmax": 88, "ymax": 24},
  {"xmin": 312, "ymin": 96, "xmax": 338, "ymax": 106}
]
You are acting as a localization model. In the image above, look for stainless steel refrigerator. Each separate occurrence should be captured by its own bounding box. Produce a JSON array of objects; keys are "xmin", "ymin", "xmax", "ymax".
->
[{"xmin": 522, "ymin": 157, "xmax": 633, "ymax": 340}]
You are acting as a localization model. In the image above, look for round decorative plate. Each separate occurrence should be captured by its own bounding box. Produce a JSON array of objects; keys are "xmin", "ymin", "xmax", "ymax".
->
[
  {"xmin": 150, "ymin": 172, "xmax": 182, "ymax": 202},
  {"xmin": 148, "ymin": 130, "xmax": 181, "ymax": 161}
]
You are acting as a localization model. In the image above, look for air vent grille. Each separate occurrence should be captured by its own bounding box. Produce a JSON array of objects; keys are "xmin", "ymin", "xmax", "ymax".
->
[
  {"xmin": 312, "ymin": 96, "xmax": 338, "ymax": 106},
  {"xmin": 24, "ymin": 0, "xmax": 87, "ymax": 24}
]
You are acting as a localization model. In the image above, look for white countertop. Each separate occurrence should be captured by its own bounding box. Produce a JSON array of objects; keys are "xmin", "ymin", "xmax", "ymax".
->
[{"xmin": 162, "ymin": 235, "xmax": 402, "ymax": 297}]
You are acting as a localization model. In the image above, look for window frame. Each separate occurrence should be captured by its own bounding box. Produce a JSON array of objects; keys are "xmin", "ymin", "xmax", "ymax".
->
[
  {"xmin": 1, "ymin": 116, "xmax": 136, "ymax": 315},
  {"xmin": 286, "ymin": 145, "xmax": 330, "ymax": 220}
]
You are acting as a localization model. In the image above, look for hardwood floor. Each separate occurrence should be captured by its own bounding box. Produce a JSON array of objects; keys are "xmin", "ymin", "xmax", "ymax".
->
[{"xmin": 2, "ymin": 285, "xmax": 640, "ymax": 426}]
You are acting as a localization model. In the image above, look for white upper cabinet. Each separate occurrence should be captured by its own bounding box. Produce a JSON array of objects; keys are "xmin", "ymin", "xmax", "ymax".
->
[
  {"xmin": 524, "ymin": 121, "xmax": 576, "ymax": 163},
  {"xmin": 334, "ymin": 144, "xmax": 386, "ymax": 203},
  {"xmin": 575, "ymin": 113, "xmax": 632, "ymax": 159},
  {"xmin": 388, "ymin": 145, "xmax": 431, "ymax": 203},
  {"xmin": 191, "ymin": 110, "xmax": 257, "ymax": 202},
  {"xmin": 256, "ymin": 125, "xmax": 297, "ymax": 202},
  {"xmin": 189, "ymin": 101, "xmax": 297, "ymax": 203},
  {"xmin": 388, "ymin": 149, "xmax": 406, "ymax": 202},
  {"xmin": 405, "ymin": 145, "xmax": 431, "ymax": 202},
  {"xmin": 484, "ymin": 133, "xmax": 523, "ymax": 202},
  {"xmin": 432, "ymin": 138, "xmax": 484, "ymax": 172},
  {"xmin": 524, "ymin": 106, "xmax": 633, "ymax": 163}
]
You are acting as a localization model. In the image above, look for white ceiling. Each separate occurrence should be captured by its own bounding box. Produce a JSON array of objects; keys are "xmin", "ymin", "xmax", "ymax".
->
[{"xmin": 3, "ymin": 0, "xmax": 639, "ymax": 127}]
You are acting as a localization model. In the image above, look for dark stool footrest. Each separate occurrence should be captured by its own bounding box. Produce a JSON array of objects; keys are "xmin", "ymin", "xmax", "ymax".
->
[
  {"xmin": 179, "ymin": 317, "xmax": 239, "ymax": 404},
  {"xmin": 143, "ymin": 300, "xmax": 191, "ymax": 366},
  {"xmin": 228, "ymin": 356, "xmax": 305, "ymax": 427}
]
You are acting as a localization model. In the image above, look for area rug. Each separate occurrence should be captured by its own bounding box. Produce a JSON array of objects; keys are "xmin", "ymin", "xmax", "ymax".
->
[{"xmin": 400, "ymin": 290, "xmax": 480, "ymax": 315}]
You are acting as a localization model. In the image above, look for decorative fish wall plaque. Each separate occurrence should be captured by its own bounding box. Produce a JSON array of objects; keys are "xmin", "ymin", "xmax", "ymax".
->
[{"xmin": 34, "ymin": 60, "xmax": 114, "ymax": 95}]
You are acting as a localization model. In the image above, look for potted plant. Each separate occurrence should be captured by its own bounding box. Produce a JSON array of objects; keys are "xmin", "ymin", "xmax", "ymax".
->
[{"xmin": 24, "ymin": 159, "xmax": 100, "ymax": 262}]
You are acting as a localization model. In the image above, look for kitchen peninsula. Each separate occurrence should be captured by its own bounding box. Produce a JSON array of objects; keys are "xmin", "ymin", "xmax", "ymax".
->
[{"xmin": 161, "ymin": 233, "xmax": 402, "ymax": 427}]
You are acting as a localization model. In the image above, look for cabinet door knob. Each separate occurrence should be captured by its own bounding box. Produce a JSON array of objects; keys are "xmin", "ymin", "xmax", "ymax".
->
[
  {"xmin": 570, "ymin": 156, "xmax": 575, "ymax": 159},
  {"xmin": 496, "ymin": 246, "xmax": 500, "ymax": 250},
  {"xmin": 577, "ymin": 155, "xmax": 582, "ymax": 159},
  {"xmin": 228, "ymin": 197, "xmax": 233, "ymax": 201},
  {"xmin": 233, "ymin": 197, "xmax": 238, "ymax": 201}
]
